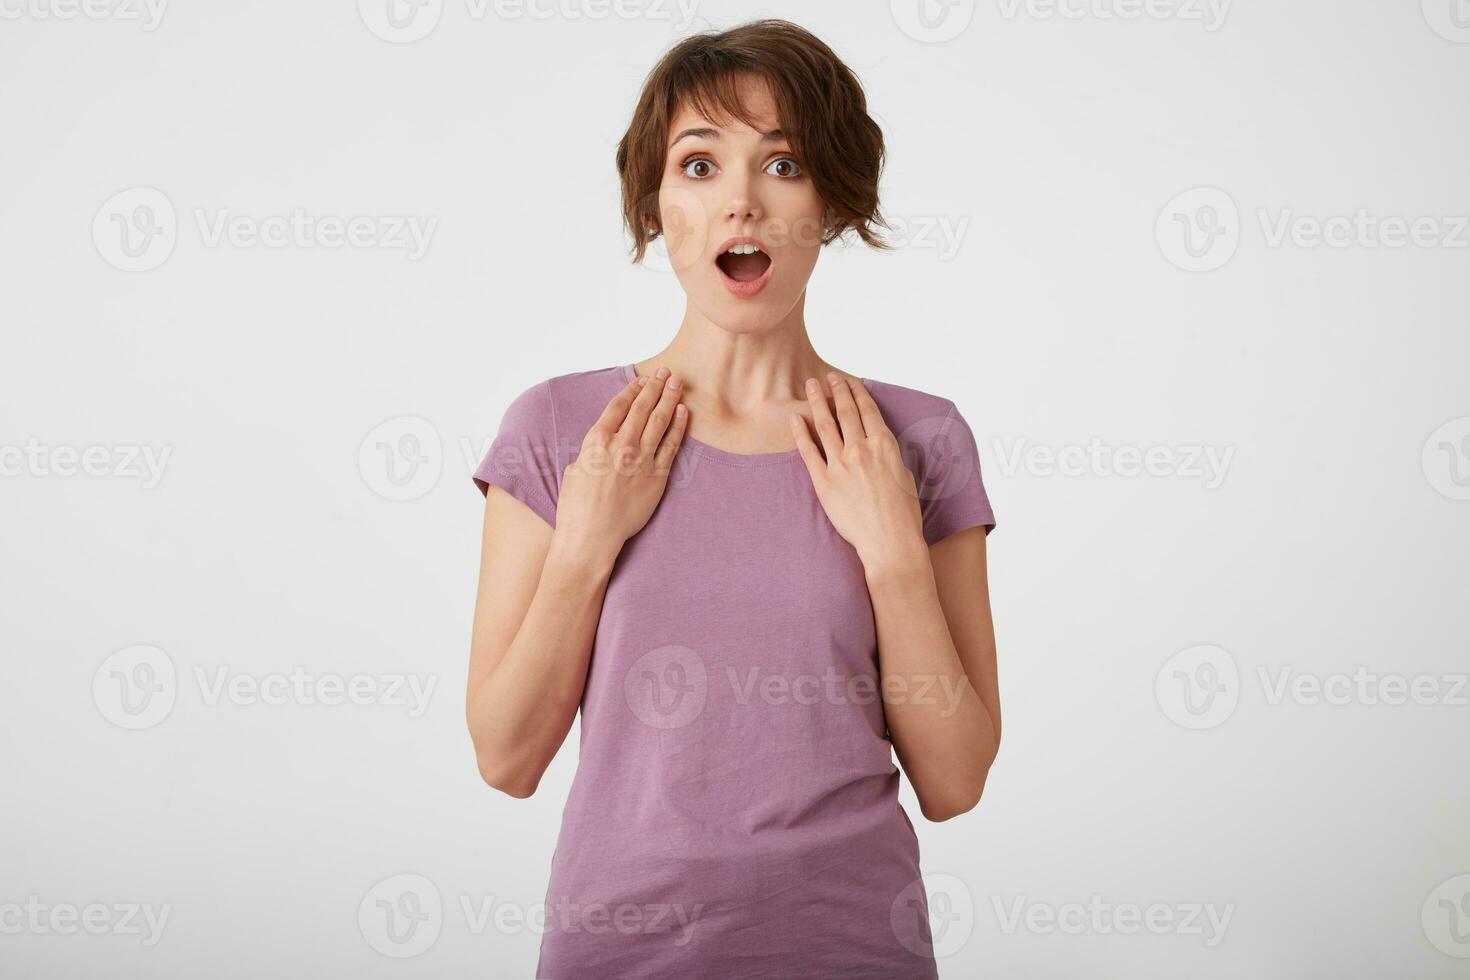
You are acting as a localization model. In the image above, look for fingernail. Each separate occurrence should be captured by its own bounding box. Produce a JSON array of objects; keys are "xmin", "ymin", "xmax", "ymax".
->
[
  {"xmin": 668, "ymin": 374, "xmax": 681, "ymax": 389},
  {"xmin": 676, "ymin": 403, "xmax": 686, "ymax": 417},
  {"xmin": 789, "ymin": 414, "xmax": 801, "ymax": 428},
  {"xmin": 656, "ymin": 366, "xmax": 670, "ymax": 380},
  {"xmin": 805, "ymin": 378, "xmax": 818, "ymax": 394},
  {"xmin": 636, "ymin": 377, "xmax": 648, "ymax": 386},
  {"xmin": 827, "ymin": 371, "xmax": 840, "ymax": 386}
]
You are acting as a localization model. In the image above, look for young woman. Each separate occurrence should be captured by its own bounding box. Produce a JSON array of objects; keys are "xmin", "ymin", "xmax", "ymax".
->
[{"xmin": 466, "ymin": 19, "xmax": 1000, "ymax": 978}]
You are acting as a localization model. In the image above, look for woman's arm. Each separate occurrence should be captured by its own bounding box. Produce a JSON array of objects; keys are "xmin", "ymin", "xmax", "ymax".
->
[
  {"xmin": 791, "ymin": 374, "xmax": 1000, "ymax": 822},
  {"xmin": 864, "ymin": 529, "xmax": 1000, "ymax": 822},
  {"xmin": 466, "ymin": 498, "xmax": 620, "ymax": 797},
  {"xmin": 466, "ymin": 370, "xmax": 687, "ymax": 797}
]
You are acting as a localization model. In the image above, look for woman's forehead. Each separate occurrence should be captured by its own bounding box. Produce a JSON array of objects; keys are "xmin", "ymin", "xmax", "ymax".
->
[
  {"xmin": 668, "ymin": 113, "xmax": 783, "ymax": 147},
  {"xmin": 668, "ymin": 77, "xmax": 781, "ymax": 135}
]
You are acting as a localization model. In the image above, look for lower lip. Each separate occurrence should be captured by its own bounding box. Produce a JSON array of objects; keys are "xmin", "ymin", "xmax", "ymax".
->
[{"xmin": 716, "ymin": 255, "xmax": 774, "ymax": 298}]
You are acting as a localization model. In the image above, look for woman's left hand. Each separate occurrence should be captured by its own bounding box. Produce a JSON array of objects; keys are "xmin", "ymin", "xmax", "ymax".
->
[{"xmin": 791, "ymin": 373, "xmax": 928, "ymax": 573}]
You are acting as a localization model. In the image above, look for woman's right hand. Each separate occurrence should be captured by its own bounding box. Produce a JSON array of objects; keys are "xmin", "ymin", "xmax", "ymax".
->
[{"xmin": 553, "ymin": 367, "xmax": 687, "ymax": 561}]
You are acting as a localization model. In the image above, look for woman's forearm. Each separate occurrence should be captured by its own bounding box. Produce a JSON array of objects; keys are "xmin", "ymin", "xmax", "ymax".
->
[
  {"xmin": 865, "ymin": 548, "xmax": 999, "ymax": 821},
  {"xmin": 468, "ymin": 528, "xmax": 619, "ymax": 797}
]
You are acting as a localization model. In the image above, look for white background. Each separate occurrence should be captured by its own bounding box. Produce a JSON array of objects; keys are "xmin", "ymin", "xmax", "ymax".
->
[{"xmin": 2, "ymin": 1, "xmax": 1468, "ymax": 977}]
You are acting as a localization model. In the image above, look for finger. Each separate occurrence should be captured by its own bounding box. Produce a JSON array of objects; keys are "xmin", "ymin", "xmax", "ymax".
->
[
  {"xmin": 618, "ymin": 367, "xmax": 667, "ymax": 439},
  {"xmin": 789, "ymin": 411, "xmax": 825, "ymax": 475},
  {"xmin": 847, "ymin": 377, "xmax": 888, "ymax": 437},
  {"xmin": 804, "ymin": 377, "xmax": 842, "ymax": 458},
  {"xmin": 593, "ymin": 374, "xmax": 648, "ymax": 437},
  {"xmin": 827, "ymin": 372, "xmax": 866, "ymax": 443},
  {"xmin": 653, "ymin": 401, "xmax": 688, "ymax": 477},
  {"xmin": 640, "ymin": 373, "xmax": 683, "ymax": 452}
]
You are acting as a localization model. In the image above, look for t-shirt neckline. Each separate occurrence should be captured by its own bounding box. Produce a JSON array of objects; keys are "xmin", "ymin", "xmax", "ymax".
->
[{"xmin": 618, "ymin": 363, "xmax": 806, "ymax": 467}]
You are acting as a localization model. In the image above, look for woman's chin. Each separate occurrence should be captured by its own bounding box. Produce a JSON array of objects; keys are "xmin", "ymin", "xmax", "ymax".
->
[{"xmin": 698, "ymin": 291, "xmax": 798, "ymax": 334}]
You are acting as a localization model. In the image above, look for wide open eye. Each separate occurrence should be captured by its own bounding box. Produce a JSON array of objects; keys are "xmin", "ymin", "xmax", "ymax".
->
[
  {"xmin": 680, "ymin": 157, "xmax": 715, "ymax": 179},
  {"xmin": 766, "ymin": 157, "xmax": 802, "ymax": 178}
]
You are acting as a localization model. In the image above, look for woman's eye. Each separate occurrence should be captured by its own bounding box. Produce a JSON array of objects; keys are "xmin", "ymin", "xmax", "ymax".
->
[
  {"xmin": 681, "ymin": 158, "xmax": 715, "ymax": 179},
  {"xmin": 766, "ymin": 157, "xmax": 802, "ymax": 178}
]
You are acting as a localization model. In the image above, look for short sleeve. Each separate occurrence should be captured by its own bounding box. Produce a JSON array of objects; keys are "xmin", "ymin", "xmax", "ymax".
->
[
  {"xmin": 914, "ymin": 401, "xmax": 996, "ymax": 546},
  {"xmin": 472, "ymin": 379, "xmax": 561, "ymax": 528}
]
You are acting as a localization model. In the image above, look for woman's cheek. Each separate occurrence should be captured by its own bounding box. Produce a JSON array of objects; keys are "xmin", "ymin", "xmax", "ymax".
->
[{"xmin": 656, "ymin": 184, "xmax": 714, "ymax": 274}]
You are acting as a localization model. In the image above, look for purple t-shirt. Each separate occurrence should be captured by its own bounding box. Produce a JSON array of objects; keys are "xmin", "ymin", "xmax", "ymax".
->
[{"xmin": 473, "ymin": 363, "xmax": 995, "ymax": 979}]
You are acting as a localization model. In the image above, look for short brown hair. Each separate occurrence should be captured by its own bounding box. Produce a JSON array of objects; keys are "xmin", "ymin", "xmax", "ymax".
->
[{"xmin": 615, "ymin": 19, "xmax": 890, "ymax": 264}]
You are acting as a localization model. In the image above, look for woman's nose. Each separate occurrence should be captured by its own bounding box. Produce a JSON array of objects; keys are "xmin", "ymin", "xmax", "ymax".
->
[{"xmin": 722, "ymin": 173, "xmax": 762, "ymax": 224}]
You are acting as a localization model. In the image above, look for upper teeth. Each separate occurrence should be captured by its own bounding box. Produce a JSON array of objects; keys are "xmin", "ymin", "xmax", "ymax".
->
[{"xmin": 725, "ymin": 243, "xmax": 762, "ymax": 255}]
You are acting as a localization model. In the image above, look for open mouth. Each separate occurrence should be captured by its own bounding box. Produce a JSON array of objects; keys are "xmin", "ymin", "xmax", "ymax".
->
[
  {"xmin": 715, "ymin": 245, "xmax": 772, "ymax": 283},
  {"xmin": 714, "ymin": 241, "xmax": 774, "ymax": 298}
]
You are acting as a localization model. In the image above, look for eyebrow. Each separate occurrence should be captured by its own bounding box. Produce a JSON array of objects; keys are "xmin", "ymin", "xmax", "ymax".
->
[{"xmin": 668, "ymin": 126, "xmax": 786, "ymax": 149}]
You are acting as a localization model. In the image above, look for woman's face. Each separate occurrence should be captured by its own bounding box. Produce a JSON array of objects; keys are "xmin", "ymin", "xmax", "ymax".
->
[{"xmin": 656, "ymin": 76, "xmax": 826, "ymax": 333}]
